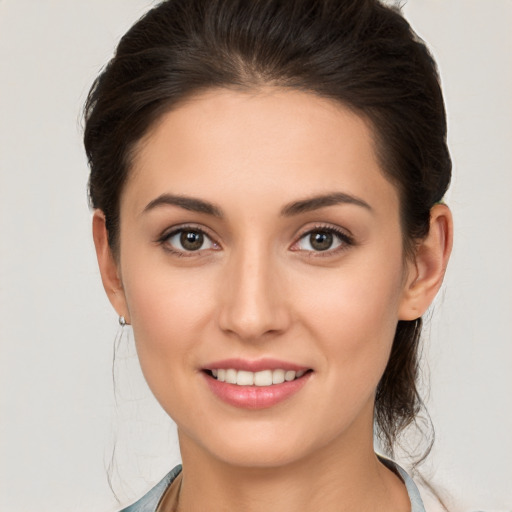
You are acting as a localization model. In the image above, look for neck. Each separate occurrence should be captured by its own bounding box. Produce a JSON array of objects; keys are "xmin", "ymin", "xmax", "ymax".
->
[{"xmin": 176, "ymin": 427, "xmax": 410, "ymax": 512}]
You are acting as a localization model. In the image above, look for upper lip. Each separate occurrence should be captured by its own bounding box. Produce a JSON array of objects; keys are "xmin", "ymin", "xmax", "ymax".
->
[{"xmin": 203, "ymin": 358, "xmax": 310, "ymax": 372}]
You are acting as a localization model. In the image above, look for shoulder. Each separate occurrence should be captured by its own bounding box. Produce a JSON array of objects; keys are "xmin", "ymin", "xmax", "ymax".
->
[
  {"xmin": 119, "ymin": 465, "xmax": 182, "ymax": 512},
  {"xmin": 377, "ymin": 455, "xmax": 427, "ymax": 512},
  {"xmin": 117, "ymin": 459, "xmax": 489, "ymax": 512}
]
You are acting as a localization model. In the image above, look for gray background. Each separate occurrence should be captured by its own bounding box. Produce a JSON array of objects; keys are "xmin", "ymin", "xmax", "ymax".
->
[{"xmin": 1, "ymin": 1, "xmax": 511, "ymax": 510}]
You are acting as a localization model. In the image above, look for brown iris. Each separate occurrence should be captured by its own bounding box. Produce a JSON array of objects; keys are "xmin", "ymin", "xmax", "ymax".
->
[
  {"xmin": 309, "ymin": 231, "xmax": 333, "ymax": 251},
  {"xmin": 180, "ymin": 230, "xmax": 204, "ymax": 251}
]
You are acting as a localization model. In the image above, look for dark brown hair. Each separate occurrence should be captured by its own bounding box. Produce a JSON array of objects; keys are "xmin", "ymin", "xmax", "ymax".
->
[{"xmin": 84, "ymin": 0, "xmax": 451, "ymax": 459}]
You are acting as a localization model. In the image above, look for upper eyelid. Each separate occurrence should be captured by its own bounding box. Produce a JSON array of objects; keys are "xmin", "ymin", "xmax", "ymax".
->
[
  {"xmin": 158, "ymin": 223, "xmax": 217, "ymax": 242},
  {"xmin": 158, "ymin": 225, "xmax": 220, "ymax": 256},
  {"xmin": 290, "ymin": 225, "xmax": 355, "ymax": 253},
  {"xmin": 294, "ymin": 224, "xmax": 354, "ymax": 242},
  {"xmin": 156, "ymin": 222, "xmax": 353, "ymax": 250}
]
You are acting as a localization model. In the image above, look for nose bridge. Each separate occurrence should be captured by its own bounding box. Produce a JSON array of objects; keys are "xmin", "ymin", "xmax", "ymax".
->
[{"xmin": 218, "ymin": 238, "xmax": 288, "ymax": 340}]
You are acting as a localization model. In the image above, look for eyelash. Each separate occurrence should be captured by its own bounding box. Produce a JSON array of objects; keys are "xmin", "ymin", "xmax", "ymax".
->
[
  {"xmin": 157, "ymin": 224, "xmax": 354, "ymax": 257},
  {"xmin": 292, "ymin": 224, "xmax": 354, "ymax": 257},
  {"xmin": 157, "ymin": 224, "xmax": 220, "ymax": 257}
]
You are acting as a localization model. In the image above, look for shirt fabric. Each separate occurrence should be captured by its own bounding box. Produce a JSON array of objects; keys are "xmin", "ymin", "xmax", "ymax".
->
[{"xmin": 119, "ymin": 457, "xmax": 426, "ymax": 512}]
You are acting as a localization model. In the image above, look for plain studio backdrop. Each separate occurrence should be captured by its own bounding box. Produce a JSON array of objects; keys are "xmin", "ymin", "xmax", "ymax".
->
[{"xmin": 0, "ymin": 1, "xmax": 511, "ymax": 511}]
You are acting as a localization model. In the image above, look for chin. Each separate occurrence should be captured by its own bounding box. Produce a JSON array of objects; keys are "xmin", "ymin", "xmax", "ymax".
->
[
  {"xmin": 212, "ymin": 442, "xmax": 310, "ymax": 469},
  {"xmin": 178, "ymin": 414, "xmax": 354, "ymax": 471}
]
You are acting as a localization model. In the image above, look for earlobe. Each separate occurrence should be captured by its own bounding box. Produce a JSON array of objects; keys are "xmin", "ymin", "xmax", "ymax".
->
[
  {"xmin": 398, "ymin": 204, "xmax": 453, "ymax": 321},
  {"xmin": 92, "ymin": 210, "xmax": 130, "ymax": 322}
]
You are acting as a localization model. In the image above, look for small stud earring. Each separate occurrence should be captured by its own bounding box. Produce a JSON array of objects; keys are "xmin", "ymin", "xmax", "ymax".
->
[{"xmin": 119, "ymin": 316, "xmax": 127, "ymax": 327}]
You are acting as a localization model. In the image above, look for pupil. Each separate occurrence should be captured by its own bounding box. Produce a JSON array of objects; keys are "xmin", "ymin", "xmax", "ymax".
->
[
  {"xmin": 180, "ymin": 231, "xmax": 203, "ymax": 251},
  {"xmin": 310, "ymin": 231, "xmax": 332, "ymax": 251}
]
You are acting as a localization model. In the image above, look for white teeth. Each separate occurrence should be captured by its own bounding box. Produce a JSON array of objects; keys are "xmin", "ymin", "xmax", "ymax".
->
[
  {"xmin": 225, "ymin": 368, "xmax": 237, "ymax": 384},
  {"xmin": 254, "ymin": 370, "xmax": 273, "ymax": 386},
  {"xmin": 211, "ymin": 368, "xmax": 307, "ymax": 386},
  {"xmin": 236, "ymin": 370, "xmax": 254, "ymax": 386},
  {"xmin": 272, "ymin": 369, "xmax": 285, "ymax": 384},
  {"xmin": 285, "ymin": 370, "xmax": 296, "ymax": 381}
]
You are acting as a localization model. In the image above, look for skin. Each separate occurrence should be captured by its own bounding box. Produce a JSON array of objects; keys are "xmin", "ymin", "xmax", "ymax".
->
[{"xmin": 93, "ymin": 87, "xmax": 452, "ymax": 511}]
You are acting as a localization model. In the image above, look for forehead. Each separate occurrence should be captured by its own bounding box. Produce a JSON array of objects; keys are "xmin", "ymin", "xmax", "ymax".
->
[{"xmin": 124, "ymin": 87, "xmax": 399, "ymax": 218}]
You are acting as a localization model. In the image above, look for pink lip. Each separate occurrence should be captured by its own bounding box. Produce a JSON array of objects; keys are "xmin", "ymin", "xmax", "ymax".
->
[
  {"xmin": 204, "ymin": 358, "xmax": 309, "ymax": 372},
  {"xmin": 202, "ymin": 361, "xmax": 312, "ymax": 410}
]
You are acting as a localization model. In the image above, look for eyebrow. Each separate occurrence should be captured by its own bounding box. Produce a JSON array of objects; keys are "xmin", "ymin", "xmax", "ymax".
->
[
  {"xmin": 142, "ymin": 194, "xmax": 223, "ymax": 217},
  {"xmin": 142, "ymin": 191, "xmax": 371, "ymax": 218},
  {"xmin": 281, "ymin": 192, "xmax": 372, "ymax": 216}
]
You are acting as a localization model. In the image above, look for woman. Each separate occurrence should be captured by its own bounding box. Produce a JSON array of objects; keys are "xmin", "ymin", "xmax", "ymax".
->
[{"xmin": 84, "ymin": 0, "xmax": 453, "ymax": 510}]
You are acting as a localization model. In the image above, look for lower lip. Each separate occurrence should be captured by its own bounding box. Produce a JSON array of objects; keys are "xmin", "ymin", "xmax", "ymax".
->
[{"xmin": 203, "ymin": 372, "xmax": 312, "ymax": 410}]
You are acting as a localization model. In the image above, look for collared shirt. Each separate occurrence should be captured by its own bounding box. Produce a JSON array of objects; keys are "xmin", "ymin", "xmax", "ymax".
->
[{"xmin": 120, "ymin": 458, "xmax": 427, "ymax": 512}]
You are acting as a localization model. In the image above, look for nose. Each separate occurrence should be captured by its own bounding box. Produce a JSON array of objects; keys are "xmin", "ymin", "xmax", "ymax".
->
[{"xmin": 218, "ymin": 244, "xmax": 291, "ymax": 341}]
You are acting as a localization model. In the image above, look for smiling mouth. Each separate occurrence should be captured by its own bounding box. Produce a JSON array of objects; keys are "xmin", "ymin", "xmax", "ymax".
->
[{"xmin": 205, "ymin": 368, "xmax": 312, "ymax": 386}]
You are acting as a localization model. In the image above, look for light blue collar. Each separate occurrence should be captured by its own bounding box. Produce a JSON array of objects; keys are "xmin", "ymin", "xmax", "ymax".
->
[
  {"xmin": 378, "ymin": 455, "xmax": 426, "ymax": 512},
  {"xmin": 120, "ymin": 458, "xmax": 426, "ymax": 512}
]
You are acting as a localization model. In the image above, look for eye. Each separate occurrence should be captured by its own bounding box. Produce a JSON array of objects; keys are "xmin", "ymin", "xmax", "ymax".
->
[
  {"xmin": 163, "ymin": 227, "xmax": 218, "ymax": 253},
  {"xmin": 293, "ymin": 227, "xmax": 352, "ymax": 253}
]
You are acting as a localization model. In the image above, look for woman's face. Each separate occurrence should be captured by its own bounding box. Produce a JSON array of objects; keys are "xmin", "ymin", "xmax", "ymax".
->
[{"xmin": 114, "ymin": 88, "xmax": 415, "ymax": 468}]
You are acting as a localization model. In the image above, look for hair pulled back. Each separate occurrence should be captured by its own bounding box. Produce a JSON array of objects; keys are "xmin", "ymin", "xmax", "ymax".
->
[{"xmin": 84, "ymin": 0, "xmax": 451, "ymax": 459}]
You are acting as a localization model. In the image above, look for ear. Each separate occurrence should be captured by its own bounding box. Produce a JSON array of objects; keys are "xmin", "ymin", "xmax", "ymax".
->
[
  {"xmin": 92, "ymin": 210, "xmax": 130, "ymax": 323},
  {"xmin": 399, "ymin": 204, "xmax": 453, "ymax": 321}
]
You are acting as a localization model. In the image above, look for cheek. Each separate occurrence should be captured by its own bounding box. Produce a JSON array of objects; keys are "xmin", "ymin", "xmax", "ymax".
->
[
  {"xmin": 120, "ymin": 270, "xmax": 218, "ymax": 424},
  {"xmin": 120, "ymin": 256, "xmax": 215, "ymax": 379},
  {"xmin": 297, "ymin": 253, "xmax": 405, "ymax": 381}
]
